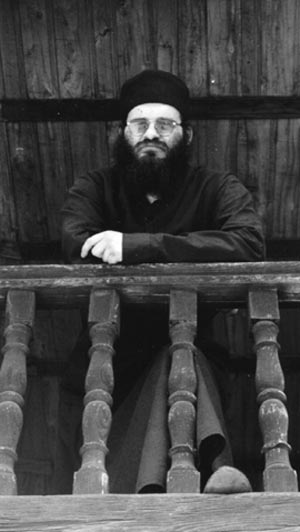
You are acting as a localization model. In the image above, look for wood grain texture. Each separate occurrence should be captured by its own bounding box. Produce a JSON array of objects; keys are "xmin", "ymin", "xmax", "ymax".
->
[
  {"xmin": 1, "ymin": 262, "xmax": 300, "ymax": 308},
  {"xmin": 240, "ymin": 0, "xmax": 262, "ymax": 95},
  {"xmin": 206, "ymin": 0, "xmax": 240, "ymax": 95},
  {"xmin": 36, "ymin": 122, "xmax": 73, "ymax": 240},
  {"xmin": 114, "ymin": 0, "xmax": 154, "ymax": 85},
  {"xmin": 7, "ymin": 122, "xmax": 49, "ymax": 243},
  {"xmin": 0, "ymin": 493, "xmax": 300, "ymax": 531},
  {"xmin": 52, "ymin": 0, "xmax": 93, "ymax": 98},
  {"xmin": 154, "ymin": 0, "xmax": 178, "ymax": 73},
  {"xmin": 178, "ymin": 0, "xmax": 207, "ymax": 95},
  {"xmin": 0, "ymin": 1, "xmax": 27, "ymax": 98},
  {"xmin": 260, "ymin": 0, "xmax": 300, "ymax": 95},
  {"xmin": 90, "ymin": 0, "xmax": 117, "ymax": 98},
  {"xmin": 0, "ymin": 123, "xmax": 17, "ymax": 244},
  {"xmin": 18, "ymin": 0, "xmax": 58, "ymax": 98},
  {"xmin": 68, "ymin": 121, "xmax": 109, "ymax": 178}
]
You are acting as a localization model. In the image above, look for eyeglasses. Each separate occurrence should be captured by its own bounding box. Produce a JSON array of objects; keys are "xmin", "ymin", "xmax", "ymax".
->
[{"xmin": 126, "ymin": 117, "xmax": 182, "ymax": 137}]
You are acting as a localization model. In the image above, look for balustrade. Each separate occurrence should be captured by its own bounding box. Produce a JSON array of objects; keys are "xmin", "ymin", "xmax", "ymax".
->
[
  {"xmin": 167, "ymin": 289, "xmax": 200, "ymax": 492},
  {"xmin": 73, "ymin": 289, "xmax": 120, "ymax": 494},
  {"xmin": 0, "ymin": 290, "xmax": 35, "ymax": 495},
  {"xmin": 0, "ymin": 263, "xmax": 298, "ymax": 495},
  {"xmin": 249, "ymin": 288, "xmax": 298, "ymax": 491}
]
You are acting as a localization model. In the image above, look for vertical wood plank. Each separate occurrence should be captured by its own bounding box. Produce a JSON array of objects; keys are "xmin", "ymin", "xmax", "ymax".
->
[
  {"xmin": 167, "ymin": 289, "xmax": 200, "ymax": 493},
  {"xmin": 52, "ymin": 0, "xmax": 93, "ymax": 97},
  {"xmin": 153, "ymin": 0, "xmax": 178, "ymax": 73},
  {"xmin": 194, "ymin": 120, "xmax": 238, "ymax": 174},
  {"xmin": 73, "ymin": 289, "xmax": 120, "ymax": 494},
  {"xmin": 248, "ymin": 288, "xmax": 298, "ymax": 492},
  {"xmin": 114, "ymin": 0, "xmax": 154, "ymax": 86},
  {"xmin": 0, "ymin": 123, "xmax": 18, "ymax": 245},
  {"xmin": 206, "ymin": 0, "xmax": 241, "ymax": 95},
  {"xmin": 37, "ymin": 122, "xmax": 74, "ymax": 240},
  {"xmin": 261, "ymin": 0, "xmax": 300, "ymax": 95},
  {"xmin": 18, "ymin": 0, "xmax": 58, "ymax": 98},
  {"xmin": 269, "ymin": 120, "xmax": 300, "ymax": 238},
  {"xmin": 7, "ymin": 123, "xmax": 49, "ymax": 243},
  {"xmin": 240, "ymin": 0, "xmax": 262, "ymax": 95},
  {"xmin": 0, "ymin": 0, "xmax": 27, "ymax": 97},
  {"xmin": 68, "ymin": 122, "xmax": 109, "ymax": 181},
  {"xmin": 0, "ymin": 290, "xmax": 35, "ymax": 495},
  {"xmin": 236, "ymin": 119, "xmax": 271, "ymax": 232},
  {"xmin": 90, "ymin": 0, "xmax": 117, "ymax": 98},
  {"xmin": 177, "ymin": 0, "xmax": 207, "ymax": 95}
]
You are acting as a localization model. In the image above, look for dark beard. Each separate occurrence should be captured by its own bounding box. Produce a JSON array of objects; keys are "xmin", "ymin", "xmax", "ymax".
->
[{"xmin": 113, "ymin": 133, "xmax": 190, "ymax": 204}]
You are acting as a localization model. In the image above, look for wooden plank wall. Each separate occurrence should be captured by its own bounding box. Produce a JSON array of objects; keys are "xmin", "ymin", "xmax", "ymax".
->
[
  {"xmin": 1, "ymin": 0, "xmax": 300, "ymax": 494},
  {"xmin": 1, "ymin": 0, "xmax": 300, "ymax": 256}
]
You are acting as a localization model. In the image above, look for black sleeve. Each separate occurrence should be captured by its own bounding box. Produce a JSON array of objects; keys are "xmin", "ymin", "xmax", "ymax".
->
[
  {"xmin": 61, "ymin": 172, "xmax": 106, "ymax": 263},
  {"xmin": 122, "ymin": 173, "xmax": 265, "ymax": 263}
]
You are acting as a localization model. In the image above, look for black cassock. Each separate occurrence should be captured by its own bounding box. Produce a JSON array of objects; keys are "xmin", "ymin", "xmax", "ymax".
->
[
  {"xmin": 57, "ymin": 164, "xmax": 264, "ymax": 493},
  {"xmin": 56, "ymin": 307, "xmax": 233, "ymax": 493}
]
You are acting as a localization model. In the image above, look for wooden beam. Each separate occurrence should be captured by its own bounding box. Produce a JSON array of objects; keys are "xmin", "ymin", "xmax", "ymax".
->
[
  {"xmin": 2, "ymin": 96, "xmax": 300, "ymax": 122},
  {"xmin": 188, "ymin": 96, "xmax": 300, "ymax": 120},
  {"xmin": 0, "ymin": 99, "xmax": 121, "ymax": 122},
  {"xmin": 0, "ymin": 262, "xmax": 300, "ymax": 308},
  {"xmin": 0, "ymin": 493, "xmax": 300, "ymax": 531}
]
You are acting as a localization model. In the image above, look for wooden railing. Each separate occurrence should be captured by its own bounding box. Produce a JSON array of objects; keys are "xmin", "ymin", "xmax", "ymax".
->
[{"xmin": 0, "ymin": 262, "xmax": 300, "ymax": 496}]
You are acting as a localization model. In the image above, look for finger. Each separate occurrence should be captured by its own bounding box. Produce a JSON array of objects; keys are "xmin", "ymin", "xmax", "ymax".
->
[
  {"xmin": 102, "ymin": 250, "xmax": 120, "ymax": 265},
  {"xmin": 102, "ymin": 248, "xmax": 119, "ymax": 264},
  {"xmin": 81, "ymin": 233, "xmax": 105, "ymax": 258},
  {"xmin": 90, "ymin": 240, "xmax": 107, "ymax": 259},
  {"xmin": 102, "ymin": 248, "xmax": 110, "ymax": 263}
]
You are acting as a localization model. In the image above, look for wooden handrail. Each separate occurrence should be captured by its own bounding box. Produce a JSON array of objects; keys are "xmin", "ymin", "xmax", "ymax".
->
[{"xmin": 0, "ymin": 262, "xmax": 300, "ymax": 308}]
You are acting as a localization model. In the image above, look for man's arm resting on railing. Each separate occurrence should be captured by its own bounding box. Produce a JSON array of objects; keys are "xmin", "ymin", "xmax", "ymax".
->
[{"xmin": 61, "ymin": 170, "xmax": 265, "ymax": 264}]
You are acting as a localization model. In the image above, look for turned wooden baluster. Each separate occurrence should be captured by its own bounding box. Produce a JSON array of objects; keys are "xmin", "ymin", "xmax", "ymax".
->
[
  {"xmin": 73, "ymin": 289, "xmax": 120, "ymax": 494},
  {"xmin": 249, "ymin": 288, "xmax": 298, "ymax": 491},
  {"xmin": 0, "ymin": 290, "xmax": 35, "ymax": 495},
  {"xmin": 167, "ymin": 289, "xmax": 200, "ymax": 493}
]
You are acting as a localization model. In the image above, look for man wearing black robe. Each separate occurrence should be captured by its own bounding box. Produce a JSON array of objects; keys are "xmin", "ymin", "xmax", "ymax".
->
[{"xmin": 59, "ymin": 70, "xmax": 265, "ymax": 494}]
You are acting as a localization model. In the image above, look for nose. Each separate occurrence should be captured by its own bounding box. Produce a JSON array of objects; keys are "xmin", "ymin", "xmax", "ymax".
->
[{"xmin": 143, "ymin": 120, "xmax": 159, "ymax": 140}]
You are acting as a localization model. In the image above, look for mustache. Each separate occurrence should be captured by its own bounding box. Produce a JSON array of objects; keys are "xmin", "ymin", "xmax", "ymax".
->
[{"xmin": 135, "ymin": 139, "xmax": 168, "ymax": 151}]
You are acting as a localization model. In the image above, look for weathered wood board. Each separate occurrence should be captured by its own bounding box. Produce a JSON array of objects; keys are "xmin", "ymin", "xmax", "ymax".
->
[{"xmin": 0, "ymin": 493, "xmax": 300, "ymax": 531}]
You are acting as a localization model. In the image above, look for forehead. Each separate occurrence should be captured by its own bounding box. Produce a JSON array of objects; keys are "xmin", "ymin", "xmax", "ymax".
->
[{"xmin": 127, "ymin": 102, "xmax": 181, "ymax": 122}]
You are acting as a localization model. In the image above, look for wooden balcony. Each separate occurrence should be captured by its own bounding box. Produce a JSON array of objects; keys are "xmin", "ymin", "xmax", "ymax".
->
[{"xmin": 0, "ymin": 261, "xmax": 300, "ymax": 531}]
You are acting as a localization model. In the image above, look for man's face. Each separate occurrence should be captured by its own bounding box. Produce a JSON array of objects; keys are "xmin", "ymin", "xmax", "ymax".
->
[{"xmin": 124, "ymin": 103, "xmax": 183, "ymax": 161}]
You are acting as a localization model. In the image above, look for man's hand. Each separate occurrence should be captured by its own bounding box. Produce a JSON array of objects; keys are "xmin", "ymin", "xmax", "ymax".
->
[{"xmin": 81, "ymin": 231, "xmax": 123, "ymax": 264}]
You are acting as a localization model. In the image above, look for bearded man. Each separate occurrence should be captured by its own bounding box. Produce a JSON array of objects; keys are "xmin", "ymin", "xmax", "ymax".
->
[{"xmin": 60, "ymin": 70, "xmax": 265, "ymax": 494}]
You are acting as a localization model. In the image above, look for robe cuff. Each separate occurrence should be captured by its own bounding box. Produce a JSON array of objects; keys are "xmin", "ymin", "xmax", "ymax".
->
[{"xmin": 123, "ymin": 233, "xmax": 154, "ymax": 263}]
